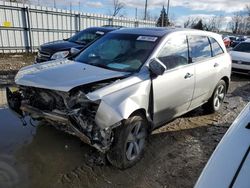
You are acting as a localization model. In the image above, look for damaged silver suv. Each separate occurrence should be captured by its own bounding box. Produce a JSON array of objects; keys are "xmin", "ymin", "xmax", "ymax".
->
[{"xmin": 7, "ymin": 28, "xmax": 231, "ymax": 169}]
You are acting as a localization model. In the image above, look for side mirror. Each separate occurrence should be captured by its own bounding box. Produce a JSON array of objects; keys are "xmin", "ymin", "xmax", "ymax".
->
[
  {"xmin": 70, "ymin": 47, "xmax": 81, "ymax": 56},
  {"xmin": 149, "ymin": 58, "xmax": 166, "ymax": 76}
]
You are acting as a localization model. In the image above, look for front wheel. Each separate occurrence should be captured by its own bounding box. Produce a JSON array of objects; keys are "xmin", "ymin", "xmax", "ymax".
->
[
  {"xmin": 204, "ymin": 80, "xmax": 227, "ymax": 113},
  {"xmin": 107, "ymin": 113, "xmax": 148, "ymax": 169}
]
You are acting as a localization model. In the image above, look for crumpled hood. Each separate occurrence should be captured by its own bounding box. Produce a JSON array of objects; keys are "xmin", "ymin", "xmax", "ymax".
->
[{"xmin": 15, "ymin": 59, "xmax": 129, "ymax": 92}]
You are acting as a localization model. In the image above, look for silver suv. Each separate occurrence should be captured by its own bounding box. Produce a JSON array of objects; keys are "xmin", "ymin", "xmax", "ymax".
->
[{"xmin": 7, "ymin": 28, "xmax": 231, "ymax": 169}]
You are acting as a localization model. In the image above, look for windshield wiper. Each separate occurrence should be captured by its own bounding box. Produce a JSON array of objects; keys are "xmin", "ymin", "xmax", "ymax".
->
[
  {"xmin": 91, "ymin": 63, "xmax": 110, "ymax": 69},
  {"xmin": 73, "ymin": 40, "xmax": 87, "ymax": 45}
]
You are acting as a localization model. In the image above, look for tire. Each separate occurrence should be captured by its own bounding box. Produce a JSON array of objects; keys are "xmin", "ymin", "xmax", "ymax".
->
[
  {"xmin": 203, "ymin": 80, "xmax": 227, "ymax": 113},
  {"xmin": 107, "ymin": 113, "xmax": 148, "ymax": 169}
]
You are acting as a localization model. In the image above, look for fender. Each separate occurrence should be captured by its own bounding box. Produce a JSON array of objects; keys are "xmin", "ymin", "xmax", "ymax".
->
[{"xmin": 94, "ymin": 79, "xmax": 151, "ymax": 129}]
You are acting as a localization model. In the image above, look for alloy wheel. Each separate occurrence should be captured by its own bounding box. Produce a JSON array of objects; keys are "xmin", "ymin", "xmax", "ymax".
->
[
  {"xmin": 125, "ymin": 122, "xmax": 146, "ymax": 161},
  {"xmin": 214, "ymin": 84, "xmax": 225, "ymax": 109}
]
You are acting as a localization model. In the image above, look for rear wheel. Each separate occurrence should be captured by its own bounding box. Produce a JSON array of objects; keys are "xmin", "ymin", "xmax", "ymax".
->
[
  {"xmin": 204, "ymin": 80, "xmax": 226, "ymax": 113},
  {"xmin": 107, "ymin": 113, "xmax": 148, "ymax": 169}
]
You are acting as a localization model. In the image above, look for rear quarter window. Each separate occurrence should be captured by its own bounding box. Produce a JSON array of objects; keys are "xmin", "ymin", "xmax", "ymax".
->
[
  {"xmin": 209, "ymin": 37, "xmax": 224, "ymax": 57},
  {"xmin": 188, "ymin": 36, "xmax": 212, "ymax": 63}
]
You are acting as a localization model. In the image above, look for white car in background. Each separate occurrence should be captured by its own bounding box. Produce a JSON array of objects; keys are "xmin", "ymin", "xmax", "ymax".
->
[
  {"xmin": 230, "ymin": 40, "xmax": 250, "ymax": 75},
  {"xmin": 195, "ymin": 102, "xmax": 250, "ymax": 188}
]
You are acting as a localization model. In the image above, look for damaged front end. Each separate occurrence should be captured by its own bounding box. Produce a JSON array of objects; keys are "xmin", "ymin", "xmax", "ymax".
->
[{"xmin": 6, "ymin": 82, "xmax": 119, "ymax": 153}]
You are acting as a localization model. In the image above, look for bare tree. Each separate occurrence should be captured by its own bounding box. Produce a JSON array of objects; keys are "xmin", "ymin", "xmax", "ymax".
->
[
  {"xmin": 183, "ymin": 17, "xmax": 192, "ymax": 28},
  {"xmin": 183, "ymin": 17, "xmax": 200, "ymax": 28},
  {"xmin": 246, "ymin": 5, "xmax": 250, "ymax": 16},
  {"xmin": 204, "ymin": 16, "xmax": 224, "ymax": 32},
  {"xmin": 232, "ymin": 13, "xmax": 242, "ymax": 33},
  {"xmin": 227, "ymin": 8, "xmax": 250, "ymax": 35},
  {"xmin": 7, "ymin": 0, "xmax": 29, "ymax": 3},
  {"xmin": 112, "ymin": 0, "xmax": 125, "ymax": 17}
]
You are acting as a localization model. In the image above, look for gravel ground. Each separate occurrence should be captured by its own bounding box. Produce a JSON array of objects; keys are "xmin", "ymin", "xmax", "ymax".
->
[
  {"xmin": 0, "ymin": 54, "xmax": 34, "ymax": 86},
  {"xmin": 0, "ymin": 54, "xmax": 249, "ymax": 188},
  {"xmin": 0, "ymin": 88, "xmax": 7, "ymax": 107}
]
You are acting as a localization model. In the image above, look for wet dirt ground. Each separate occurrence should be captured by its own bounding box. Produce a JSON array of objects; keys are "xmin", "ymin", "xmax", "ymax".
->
[{"xmin": 0, "ymin": 55, "xmax": 249, "ymax": 188}]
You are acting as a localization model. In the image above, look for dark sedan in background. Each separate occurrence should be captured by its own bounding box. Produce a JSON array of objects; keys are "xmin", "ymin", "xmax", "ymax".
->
[{"xmin": 36, "ymin": 26, "xmax": 120, "ymax": 63}]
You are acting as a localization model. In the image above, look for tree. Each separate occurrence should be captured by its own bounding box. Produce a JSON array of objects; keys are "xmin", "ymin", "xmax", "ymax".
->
[
  {"xmin": 226, "ymin": 5, "xmax": 250, "ymax": 34},
  {"xmin": 204, "ymin": 16, "xmax": 224, "ymax": 32},
  {"xmin": 112, "ymin": 0, "xmax": 125, "ymax": 17},
  {"xmin": 156, "ymin": 6, "xmax": 170, "ymax": 27},
  {"xmin": 184, "ymin": 17, "xmax": 200, "ymax": 28},
  {"xmin": 246, "ymin": 5, "xmax": 250, "ymax": 16},
  {"xmin": 192, "ymin": 19, "xmax": 203, "ymax": 30},
  {"xmin": 184, "ymin": 16, "xmax": 225, "ymax": 31},
  {"xmin": 246, "ymin": 5, "xmax": 250, "ymax": 34},
  {"xmin": 230, "ymin": 12, "xmax": 242, "ymax": 33},
  {"xmin": 7, "ymin": 0, "xmax": 29, "ymax": 2}
]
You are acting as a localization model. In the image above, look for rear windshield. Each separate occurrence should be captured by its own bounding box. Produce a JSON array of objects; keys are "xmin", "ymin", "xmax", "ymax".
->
[
  {"xmin": 233, "ymin": 42, "xmax": 250, "ymax": 53},
  {"xmin": 68, "ymin": 30, "xmax": 104, "ymax": 45},
  {"xmin": 74, "ymin": 33, "xmax": 161, "ymax": 72}
]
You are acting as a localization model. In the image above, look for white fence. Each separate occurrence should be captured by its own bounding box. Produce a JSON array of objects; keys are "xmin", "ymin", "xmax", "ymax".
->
[{"xmin": 0, "ymin": 1, "xmax": 156, "ymax": 53}]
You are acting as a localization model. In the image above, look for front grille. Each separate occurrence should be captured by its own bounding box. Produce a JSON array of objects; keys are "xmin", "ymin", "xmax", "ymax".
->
[
  {"xmin": 37, "ymin": 50, "xmax": 51, "ymax": 61},
  {"xmin": 232, "ymin": 60, "xmax": 250, "ymax": 65}
]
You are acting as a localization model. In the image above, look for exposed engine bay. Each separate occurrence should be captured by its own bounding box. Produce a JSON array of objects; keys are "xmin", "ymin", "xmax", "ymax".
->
[{"xmin": 6, "ymin": 80, "xmax": 120, "ymax": 152}]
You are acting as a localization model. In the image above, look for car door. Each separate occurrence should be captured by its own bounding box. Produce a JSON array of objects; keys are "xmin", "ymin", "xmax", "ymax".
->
[
  {"xmin": 195, "ymin": 103, "xmax": 250, "ymax": 188},
  {"xmin": 187, "ymin": 35, "xmax": 217, "ymax": 109},
  {"xmin": 152, "ymin": 34, "xmax": 195, "ymax": 126}
]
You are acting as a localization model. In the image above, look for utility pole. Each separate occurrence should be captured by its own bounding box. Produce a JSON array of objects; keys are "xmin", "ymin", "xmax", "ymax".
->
[
  {"xmin": 166, "ymin": 0, "xmax": 170, "ymax": 18},
  {"xmin": 135, "ymin": 8, "xmax": 137, "ymax": 19},
  {"xmin": 144, "ymin": 0, "xmax": 148, "ymax": 20},
  {"xmin": 53, "ymin": 0, "xmax": 56, "ymax": 8}
]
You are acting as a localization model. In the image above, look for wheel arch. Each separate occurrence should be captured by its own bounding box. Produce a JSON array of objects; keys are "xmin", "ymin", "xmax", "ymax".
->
[
  {"xmin": 221, "ymin": 76, "xmax": 230, "ymax": 92},
  {"xmin": 128, "ymin": 108, "xmax": 154, "ymax": 131}
]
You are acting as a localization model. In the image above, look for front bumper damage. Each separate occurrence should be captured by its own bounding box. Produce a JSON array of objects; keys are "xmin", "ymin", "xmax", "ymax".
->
[{"xmin": 6, "ymin": 87, "xmax": 120, "ymax": 153}]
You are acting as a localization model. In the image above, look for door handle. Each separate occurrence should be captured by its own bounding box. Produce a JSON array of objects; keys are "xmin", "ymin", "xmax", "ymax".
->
[
  {"xmin": 184, "ymin": 73, "xmax": 193, "ymax": 79},
  {"xmin": 214, "ymin": 63, "xmax": 219, "ymax": 67}
]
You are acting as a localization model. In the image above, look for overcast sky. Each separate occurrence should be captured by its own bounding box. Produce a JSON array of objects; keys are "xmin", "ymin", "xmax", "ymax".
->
[{"xmin": 30, "ymin": 0, "xmax": 249, "ymax": 26}]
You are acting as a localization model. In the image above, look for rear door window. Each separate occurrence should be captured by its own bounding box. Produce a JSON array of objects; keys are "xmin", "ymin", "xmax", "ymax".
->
[
  {"xmin": 188, "ymin": 36, "xmax": 212, "ymax": 63},
  {"xmin": 209, "ymin": 37, "xmax": 224, "ymax": 56},
  {"xmin": 157, "ymin": 34, "xmax": 189, "ymax": 70}
]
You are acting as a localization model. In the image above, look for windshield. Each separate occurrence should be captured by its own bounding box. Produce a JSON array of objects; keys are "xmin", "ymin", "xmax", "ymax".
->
[
  {"xmin": 74, "ymin": 33, "xmax": 160, "ymax": 72},
  {"xmin": 233, "ymin": 42, "xmax": 250, "ymax": 53},
  {"xmin": 68, "ymin": 30, "xmax": 104, "ymax": 45}
]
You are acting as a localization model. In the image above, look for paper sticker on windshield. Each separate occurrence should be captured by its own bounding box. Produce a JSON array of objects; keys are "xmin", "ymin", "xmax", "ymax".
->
[
  {"xmin": 96, "ymin": 31, "xmax": 105, "ymax": 35},
  {"xmin": 137, "ymin": 36, "xmax": 158, "ymax": 42}
]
